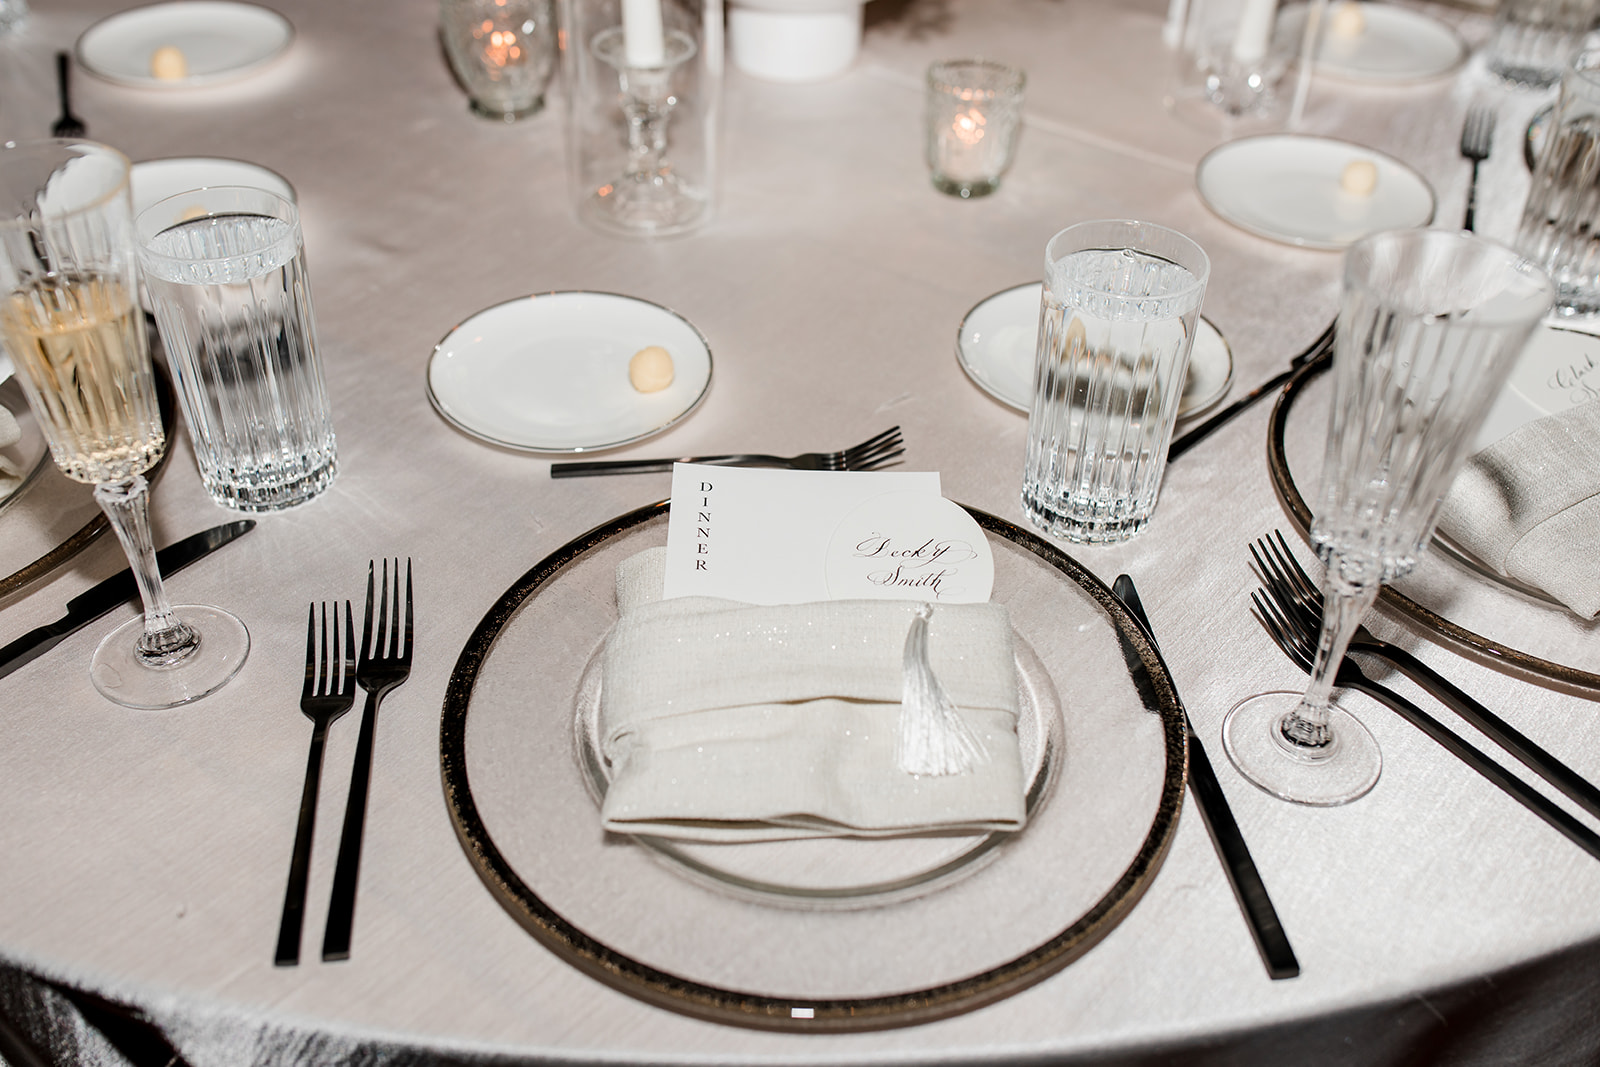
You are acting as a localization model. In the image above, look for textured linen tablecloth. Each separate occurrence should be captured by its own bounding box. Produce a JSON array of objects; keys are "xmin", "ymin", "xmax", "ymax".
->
[{"xmin": 1, "ymin": 0, "xmax": 1599, "ymax": 1063}]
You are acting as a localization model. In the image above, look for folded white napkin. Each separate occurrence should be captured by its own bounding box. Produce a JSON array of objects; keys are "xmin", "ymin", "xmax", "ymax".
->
[
  {"xmin": 597, "ymin": 548, "xmax": 1027, "ymax": 842},
  {"xmin": 0, "ymin": 403, "xmax": 24, "ymax": 498},
  {"xmin": 1437, "ymin": 400, "xmax": 1600, "ymax": 618}
]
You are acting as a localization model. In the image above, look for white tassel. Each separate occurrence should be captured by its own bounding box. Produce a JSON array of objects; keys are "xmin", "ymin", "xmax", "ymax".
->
[{"xmin": 897, "ymin": 603, "xmax": 987, "ymax": 776}]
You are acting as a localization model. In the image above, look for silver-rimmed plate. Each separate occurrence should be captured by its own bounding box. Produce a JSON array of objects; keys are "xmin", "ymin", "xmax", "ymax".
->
[
  {"xmin": 1279, "ymin": 2, "xmax": 1467, "ymax": 84},
  {"xmin": 427, "ymin": 291, "xmax": 714, "ymax": 454},
  {"xmin": 76, "ymin": 1, "xmax": 294, "ymax": 89},
  {"xmin": 1196, "ymin": 135, "xmax": 1436, "ymax": 250},
  {"xmin": 440, "ymin": 501, "xmax": 1186, "ymax": 1031},
  {"xmin": 130, "ymin": 157, "xmax": 296, "ymax": 218},
  {"xmin": 956, "ymin": 282, "xmax": 1233, "ymax": 419}
]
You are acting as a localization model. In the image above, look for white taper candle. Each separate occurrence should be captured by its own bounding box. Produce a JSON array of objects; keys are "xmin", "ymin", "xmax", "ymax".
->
[
  {"xmin": 1231, "ymin": 0, "xmax": 1279, "ymax": 63},
  {"xmin": 622, "ymin": 0, "xmax": 666, "ymax": 66}
]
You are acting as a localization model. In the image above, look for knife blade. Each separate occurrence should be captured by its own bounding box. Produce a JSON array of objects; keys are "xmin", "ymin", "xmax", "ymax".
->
[
  {"xmin": 0, "ymin": 520, "xmax": 255, "ymax": 681},
  {"xmin": 1111, "ymin": 574, "xmax": 1300, "ymax": 981}
]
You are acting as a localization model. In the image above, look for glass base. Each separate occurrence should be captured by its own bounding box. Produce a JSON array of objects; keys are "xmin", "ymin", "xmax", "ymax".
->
[
  {"xmin": 202, "ymin": 455, "xmax": 336, "ymax": 513},
  {"xmin": 1222, "ymin": 690, "xmax": 1381, "ymax": 806},
  {"xmin": 582, "ymin": 176, "xmax": 709, "ymax": 238},
  {"xmin": 1021, "ymin": 488, "xmax": 1151, "ymax": 545},
  {"xmin": 469, "ymin": 96, "xmax": 545, "ymax": 122},
  {"xmin": 931, "ymin": 175, "xmax": 1000, "ymax": 199},
  {"xmin": 90, "ymin": 606, "xmax": 249, "ymax": 710}
]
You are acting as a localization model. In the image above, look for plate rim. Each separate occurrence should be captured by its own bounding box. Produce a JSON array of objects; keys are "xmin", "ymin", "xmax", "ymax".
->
[
  {"xmin": 425, "ymin": 290, "xmax": 714, "ymax": 455},
  {"xmin": 1267, "ymin": 354, "xmax": 1600, "ymax": 695},
  {"xmin": 438, "ymin": 499, "xmax": 1188, "ymax": 1032},
  {"xmin": 1284, "ymin": 0, "xmax": 1468, "ymax": 84},
  {"xmin": 130, "ymin": 156, "xmax": 298, "ymax": 210},
  {"xmin": 954, "ymin": 281, "xmax": 1234, "ymax": 418},
  {"xmin": 75, "ymin": 0, "xmax": 296, "ymax": 90},
  {"xmin": 1195, "ymin": 133, "xmax": 1438, "ymax": 251}
]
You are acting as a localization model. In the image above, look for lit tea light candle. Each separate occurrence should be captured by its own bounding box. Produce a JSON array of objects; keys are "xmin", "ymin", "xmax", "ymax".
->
[
  {"xmin": 622, "ymin": 0, "xmax": 665, "ymax": 66},
  {"xmin": 952, "ymin": 108, "xmax": 987, "ymax": 147}
]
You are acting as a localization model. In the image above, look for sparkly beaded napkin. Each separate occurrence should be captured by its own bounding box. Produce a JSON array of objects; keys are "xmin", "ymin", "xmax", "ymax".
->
[
  {"xmin": 597, "ymin": 548, "xmax": 1027, "ymax": 842},
  {"xmin": 1438, "ymin": 400, "xmax": 1600, "ymax": 618}
]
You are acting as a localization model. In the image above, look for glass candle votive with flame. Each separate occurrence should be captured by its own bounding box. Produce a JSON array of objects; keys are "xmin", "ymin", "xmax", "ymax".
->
[
  {"xmin": 925, "ymin": 59, "xmax": 1026, "ymax": 199},
  {"xmin": 440, "ymin": 0, "xmax": 558, "ymax": 121}
]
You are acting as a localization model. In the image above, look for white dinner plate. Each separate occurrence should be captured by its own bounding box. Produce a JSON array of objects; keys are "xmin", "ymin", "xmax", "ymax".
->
[
  {"xmin": 130, "ymin": 157, "xmax": 295, "ymax": 218},
  {"xmin": 1279, "ymin": 2, "xmax": 1466, "ymax": 84},
  {"xmin": 1196, "ymin": 134, "xmax": 1436, "ymax": 250},
  {"xmin": 427, "ymin": 291, "xmax": 714, "ymax": 454},
  {"xmin": 956, "ymin": 282, "xmax": 1233, "ymax": 419},
  {"xmin": 76, "ymin": 1, "xmax": 294, "ymax": 89}
]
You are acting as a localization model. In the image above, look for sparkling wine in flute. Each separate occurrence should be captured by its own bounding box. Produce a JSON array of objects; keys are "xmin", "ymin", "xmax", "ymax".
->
[{"xmin": 0, "ymin": 272, "xmax": 164, "ymax": 485}]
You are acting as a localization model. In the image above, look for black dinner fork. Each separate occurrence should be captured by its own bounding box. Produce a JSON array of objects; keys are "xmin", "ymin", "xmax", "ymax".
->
[
  {"xmin": 322, "ymin": 560, "xmax": 413, "ymax": 961},
  {"xmin": 549, "ymin": 425, "xmax": 905, "ymax": 477},
  {"xmin": 1459, "ymin": 104, "xmax": 1496, "ymax": 232},
  {"xmin": 1251, "ymin": 531, "xmax": 1600, "ymax": 821},
  {"xmin": 1250, "ymin": 572, "xmax": 1600, "ymax": 864},
  {"xmin": 51, "ymin": 53, "xmax": 87, "ymax": 139},
  {"xmin": 274, "ymin": 601, "xmax": 356, "ymax": 966}
]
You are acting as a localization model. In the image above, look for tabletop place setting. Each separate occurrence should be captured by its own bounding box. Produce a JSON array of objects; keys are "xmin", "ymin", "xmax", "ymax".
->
[{"xmin": 7, "ymin": 0, "xmax": 1600, "ymax": 1062}]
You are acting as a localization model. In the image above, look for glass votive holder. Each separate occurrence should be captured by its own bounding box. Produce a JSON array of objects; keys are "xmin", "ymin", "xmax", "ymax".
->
[
  {"xmin": 1175, "ymin": 0, "xmax": 1298, "ymax": 124},
  {"xmin": 924, "ymin": 59, "xmax": 1025, "ymax": 199},
  {"xmin": 440, "ymin": 0, "xmax": 558, "ymax": 121}
]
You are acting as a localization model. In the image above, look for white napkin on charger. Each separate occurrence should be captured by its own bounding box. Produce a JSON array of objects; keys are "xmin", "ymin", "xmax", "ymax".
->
[
  {"xmin": 597, "ymin": 548, "xmax": 1027, "ymax": 843},
  {"xmin": 1437, "ymin": 400, "xmax": 1600, "ymax": 618},
  {"xmin": 0, "ymin": 402, "xmax": 25, "ymax": 498}
]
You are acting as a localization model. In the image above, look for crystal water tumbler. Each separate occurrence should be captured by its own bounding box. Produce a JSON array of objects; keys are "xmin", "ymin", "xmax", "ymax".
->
[
  {"xmin": 1021, "ymin": 220, "xmax": 1210, "ymax": 544},
  {"xmin": 136, "ymin": 186, "xmax": 336, "ymax": 511}
]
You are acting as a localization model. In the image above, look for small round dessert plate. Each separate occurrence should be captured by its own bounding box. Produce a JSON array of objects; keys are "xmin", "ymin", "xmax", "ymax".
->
[
  {"xmin": 1196, "ymin": 135, "xmax": 1435, "ymax": 250},
  {"xmin": 955, "ymin": 282, "xmax": 1233, "ymax": 420},
  {"xmin": 1278, "ymin": 2, "xmax": 1466, "ymax": 84},
  {"xmin": 427, "ymin": 291, "xmax": 714, "ymax": 454},
  {"xmin": 76, "ymin": 1, "xmax": 294, "ymax": 89},
  {"xmin": 131, "ymin": 157, "xmax": 295, "ymax": 218}
]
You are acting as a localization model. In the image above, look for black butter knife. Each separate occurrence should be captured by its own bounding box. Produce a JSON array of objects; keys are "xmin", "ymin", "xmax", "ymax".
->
[
  {"xmin": 1112, "ymin": 574, "xmax": 1300, "ymax": 980},
  {"xmin": 0, "ymin": 520, "xmax": 254, "ymax": 681}
]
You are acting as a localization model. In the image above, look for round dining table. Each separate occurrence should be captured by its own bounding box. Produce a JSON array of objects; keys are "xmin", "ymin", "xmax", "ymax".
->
[{"xmin": 3, "ymin": 0, "xmax": 1600, "ymax": 1063}]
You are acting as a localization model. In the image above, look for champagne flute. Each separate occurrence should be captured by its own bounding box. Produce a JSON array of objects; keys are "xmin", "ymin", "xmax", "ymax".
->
[
  {"xmin": 1222, "ymin": 228, "xmax": 1553, "ymax": 806},
  {"xmin": 0, "ymin": 140, "xmax": 248, "ymax": 708}
]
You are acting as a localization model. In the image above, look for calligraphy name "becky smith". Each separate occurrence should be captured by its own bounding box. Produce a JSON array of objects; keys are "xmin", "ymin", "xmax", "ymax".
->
[{"xmin": 852, "ymin": 535, "xmax": 977, "ymax": 599}]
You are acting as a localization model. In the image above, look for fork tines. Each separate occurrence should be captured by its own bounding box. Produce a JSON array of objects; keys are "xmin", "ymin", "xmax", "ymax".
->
[{"xmin": 842, "ymin": 425, "xmax": 904, "ymax": 471}]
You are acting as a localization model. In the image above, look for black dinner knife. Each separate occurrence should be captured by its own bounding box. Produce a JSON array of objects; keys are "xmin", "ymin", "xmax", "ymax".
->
[
  {"xmin": 0, "ymin": 520, "xmax": 255, "ymax": 681},
  {"xmin": 1112, "ymin": 574, "xmax": 1300, "ymax": 981}
]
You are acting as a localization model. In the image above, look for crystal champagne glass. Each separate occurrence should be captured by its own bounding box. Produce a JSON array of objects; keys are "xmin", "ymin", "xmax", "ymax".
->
[
  {"xmin": 0, "ymin": 140, "xmax": 248, "ymax": 708},
  {"xmin": 1222, "ymin": 228, "xmax": 1553, "ymax": 806}
]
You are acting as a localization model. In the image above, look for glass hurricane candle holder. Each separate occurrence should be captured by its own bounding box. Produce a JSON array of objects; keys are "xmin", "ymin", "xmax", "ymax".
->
[{"xmin": 558, "ymin": 0, "xmax": 722, "ymax": 237}]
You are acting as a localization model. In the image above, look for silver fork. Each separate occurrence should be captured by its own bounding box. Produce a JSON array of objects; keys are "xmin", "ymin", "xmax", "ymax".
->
[
  {"xmin": 322, "ymin": 560, "xmax": 413, "ymax": 961},
  {"xmin": 1252, "ymin": 530, "xmax": 1600, "ymax": 820},
  {"xmin": 549, "ymin": 425, "xmax": 905, "ymax": 477},
  {"xmin": 274, "ymin": 601, "xmax": 356, "ymax": 967},
  {"xmin": 1460, "ymin": 104, "xmax": 1496, "ymax": 232}
]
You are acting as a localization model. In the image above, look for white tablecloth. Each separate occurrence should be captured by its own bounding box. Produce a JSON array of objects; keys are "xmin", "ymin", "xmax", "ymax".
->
[{"xmin": 2, "ymin": 0, "xmax": 1600, "ymax": 1063}]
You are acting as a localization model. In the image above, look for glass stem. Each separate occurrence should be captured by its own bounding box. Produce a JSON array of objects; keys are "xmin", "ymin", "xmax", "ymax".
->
[
  {"xmin": 94, "ymin": 475, "xmax": 200, "ymax": 667},
  {"xmin": 1279, "ymin": 579, "xmax": 1381, "ymax": 753}
]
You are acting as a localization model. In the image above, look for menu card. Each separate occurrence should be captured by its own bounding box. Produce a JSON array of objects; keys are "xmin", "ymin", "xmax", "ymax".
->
[{"xmin": 663, "ymin": 464, "xmax": 993, "ymax": 604}]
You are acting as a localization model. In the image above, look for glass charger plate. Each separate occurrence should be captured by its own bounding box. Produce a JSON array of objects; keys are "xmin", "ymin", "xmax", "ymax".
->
[
  {"xmin": 1269, "ymin": 358, "xmax": 1600, "ymax": 694},
  {"xmin": 440, "ymin": 501, "xmax": 1186, "ymax": 1031},
  {"xmin": 0, "ymin": 346, "xmax": 177, "ymax": 602}
]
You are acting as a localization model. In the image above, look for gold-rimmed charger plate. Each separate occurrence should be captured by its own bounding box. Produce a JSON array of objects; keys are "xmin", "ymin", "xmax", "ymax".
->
[
  {"xmin": 440, "ymin": 500, "xmax": 1186, "ymax": 1032},
  {"xmin": 1268, "ymin": 357, "xmax": 1600, "ymax": 694}
]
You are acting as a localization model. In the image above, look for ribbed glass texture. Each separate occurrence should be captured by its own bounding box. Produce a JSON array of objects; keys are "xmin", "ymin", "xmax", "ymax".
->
[
  {"xmin": 1021, "ymin": 221, "xmax": 1208, "ymax": 544},
  {"xmin": 140, "ymin": 194, "xmax": 335, "ymax": 512}
]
